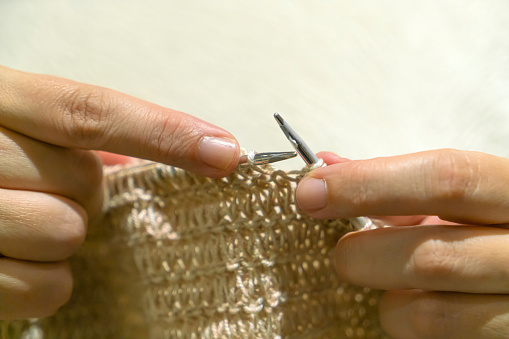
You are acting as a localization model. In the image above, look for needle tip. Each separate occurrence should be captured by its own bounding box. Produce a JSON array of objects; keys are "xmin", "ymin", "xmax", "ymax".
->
[{"xmin": 273, "ymin": 112, "xmax": 284, "ymax": 125}]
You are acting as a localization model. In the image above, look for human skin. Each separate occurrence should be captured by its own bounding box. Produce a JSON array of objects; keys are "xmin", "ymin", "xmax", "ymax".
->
[
  {"xmin": 296, "ymin": 150, "xmax": 509, "ymax": 338},
  {"xmin": 0, "ymin": 66, "xmax": 240, "ymax": 319}
]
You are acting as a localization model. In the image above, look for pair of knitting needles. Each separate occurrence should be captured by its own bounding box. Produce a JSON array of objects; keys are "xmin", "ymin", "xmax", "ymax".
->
[
  {"xmin": 238, "ymin": 113, "xmax": 317, "ymax": 166},
  {"xmin": 240, "ymin": 113, "xmax": 372, "ymax": 230}
]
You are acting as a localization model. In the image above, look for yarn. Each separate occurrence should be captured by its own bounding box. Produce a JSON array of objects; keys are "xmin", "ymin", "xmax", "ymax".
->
[{"xmin": 1, "ymin": 161, "xmax": 388, "ymax": 338}]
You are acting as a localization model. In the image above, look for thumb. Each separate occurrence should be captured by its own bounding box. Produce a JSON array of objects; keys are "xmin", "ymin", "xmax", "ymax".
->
[
  {"xmin": 296, "ymin": 149, "xmax": 509, "ymax": 224},
  {"xmin": 0, "ymin": 66, "xmax": 240, "ymax": 178}
]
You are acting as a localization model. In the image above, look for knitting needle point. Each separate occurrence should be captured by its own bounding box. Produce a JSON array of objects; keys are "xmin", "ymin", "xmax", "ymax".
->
[
  {"xmin": 238, "ymin": 151, "xmax": 297, "ymax": 167},
  {"xmin": 273, "ymin": 112, "xmax": 319, "ymax": 166},
  {"xmin": 274, "ymin": 112, "xmax": 373, "ymax": 230}
]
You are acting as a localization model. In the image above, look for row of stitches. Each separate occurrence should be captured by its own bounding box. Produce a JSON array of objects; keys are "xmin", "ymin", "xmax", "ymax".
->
[
  {"xmin": 130, "ymin": 236, "xmax": 340, "ymax": 283},
  {"xmin": 140, "ymin": 276, "xmax": 348, "ymax": 321},
  {"xmin": 155, "ymin": 312, "xmax": 284, "ymax": 339}
]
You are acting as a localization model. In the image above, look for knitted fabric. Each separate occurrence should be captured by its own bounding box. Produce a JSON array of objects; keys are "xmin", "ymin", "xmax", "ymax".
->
[{"xmin": 1, "ymin": 161, "xmax": 388, "ymax": 339}]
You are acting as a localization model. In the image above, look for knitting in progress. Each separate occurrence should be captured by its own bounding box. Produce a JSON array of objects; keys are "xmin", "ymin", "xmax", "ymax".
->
[{"xmin": 1, "ymin": 161, "xmax": 388, "ymax": 339}]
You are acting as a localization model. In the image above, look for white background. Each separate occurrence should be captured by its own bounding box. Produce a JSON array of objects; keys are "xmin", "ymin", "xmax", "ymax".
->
[{"xmin": 1, "ymin": 0, "xmax": 509, "ymax": 169}]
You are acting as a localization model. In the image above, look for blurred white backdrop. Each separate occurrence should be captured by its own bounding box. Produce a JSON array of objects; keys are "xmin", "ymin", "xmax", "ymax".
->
[{"xmin": 1, "ymin": 0, "xmax": 509, "ymax": 169}]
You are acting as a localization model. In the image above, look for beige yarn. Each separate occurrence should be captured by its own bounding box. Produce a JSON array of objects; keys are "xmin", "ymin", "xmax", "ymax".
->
[{"xmin": 1, "ymin": 161, "xmax": 388, "ymax": 339}]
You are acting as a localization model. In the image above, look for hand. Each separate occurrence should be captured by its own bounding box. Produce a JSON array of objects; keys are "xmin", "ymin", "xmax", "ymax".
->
[
  {"xmin": 0, "ymin": 66, "xmax": 240, "ymax": 319},
  {"xmin": 296, "ymin": 149, "xmax": 509, "ymax": 338}
]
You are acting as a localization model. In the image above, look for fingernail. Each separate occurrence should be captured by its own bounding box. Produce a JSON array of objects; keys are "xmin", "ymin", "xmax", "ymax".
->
[
  {"xmin": 198, "ymin": 137, "xmax": 237, "ymax": 170},
  {"xmin": 296, "ymin": 177, "xmax": 327, "ymax": 212}
]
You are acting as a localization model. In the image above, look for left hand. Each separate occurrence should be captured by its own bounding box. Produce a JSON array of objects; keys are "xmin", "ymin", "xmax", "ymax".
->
[
  {"xmin": 0, "ymin": 66, "xmax": 240, "ymax": 319},
  {"xmin": 296, "ymin": 149, "xmax": 509, "ymax": 339}
]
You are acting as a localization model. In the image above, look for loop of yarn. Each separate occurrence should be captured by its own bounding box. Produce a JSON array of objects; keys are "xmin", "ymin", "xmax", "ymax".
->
[{"xmin": 1, "ymin": 161, "xmax": 387, "ymax": 339}]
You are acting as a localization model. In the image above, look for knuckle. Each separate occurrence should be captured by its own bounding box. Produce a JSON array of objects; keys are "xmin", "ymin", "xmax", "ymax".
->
[
  {"xmin": 431, "ymin": 149, "xmax": 480, "ymax": 201},
  {"xmin": 409, "ymin": 237, "xmax": 460, "ymax": 281},
  {"xmin": 344, "ymin": 161, "xmax": 372, "ymax": 211},
  {"xmin": 147, "ymin": 114, "xmax": 197, "ymax": 163},
  {"xmin": 60, "ymin": 86, "xmax": 112, "ymax": 148},
  {"xmin": 410, "ymin": 293, "xmax": 452, "ymax": 338}
]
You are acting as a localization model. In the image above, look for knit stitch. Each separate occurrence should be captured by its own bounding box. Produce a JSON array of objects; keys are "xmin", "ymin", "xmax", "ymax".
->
[{"xmin": 1, "ymin": 161, "xmax": 387, "ymax": 339}]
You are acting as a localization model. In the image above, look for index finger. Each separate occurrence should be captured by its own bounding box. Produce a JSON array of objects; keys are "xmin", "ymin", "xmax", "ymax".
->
[
  {"xmin": 0, "ymin": 66, "xmax": 240, "ymax": 178},
  {"xmin": 296, "ymin": 149, "xmax": 509, "ymax": 224}
]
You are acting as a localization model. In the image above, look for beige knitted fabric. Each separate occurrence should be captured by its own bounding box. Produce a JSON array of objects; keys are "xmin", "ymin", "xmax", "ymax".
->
[{"xmin": 1, "ymin": 161, "xmax": 387, "ymax": 339}]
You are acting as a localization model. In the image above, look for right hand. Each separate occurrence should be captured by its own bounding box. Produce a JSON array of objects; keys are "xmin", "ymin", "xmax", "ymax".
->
[
  {"xmin": 0, "ymin": 65, "xmax": 240, "ymax": 319},
  {"xmin": 296, "ymin": 149, "xmax": 509, "ymax": 338}
]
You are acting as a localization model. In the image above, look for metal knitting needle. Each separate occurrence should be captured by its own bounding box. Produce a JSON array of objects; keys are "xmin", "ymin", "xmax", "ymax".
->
[
  {"xmin": 274, "ymin": 113, "xmax": 319, "ymax": 166},
  {"xmin": 238, "ymin": 151, "xmax": 297, "ymax": 167},
  {"xmin": 274, "ymin": 112, "xmax": 373, "ymax": 230}
]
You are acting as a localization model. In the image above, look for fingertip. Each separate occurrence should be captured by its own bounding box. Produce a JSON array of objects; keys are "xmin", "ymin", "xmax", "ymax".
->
[
  {"xmin": 379, "ymin": 290, "xmax": 421, "ymax": 339},
  {"xmin": 333, "ymin": 230, "xmax": 367, "ymax": 283},
  {"xmin": 196, "ymin": 135, "xmax": 240, "ymax": 178},
  {"xmin": 296, "ymin": 176, "xmax": 328, "ymax": 214},
  {"xmin": 296, "ymin": 163, "xmax": 344, "ymax": 218},
  {"xmin": 0, "ymin": 259, "xmax": 73, "ymax": 320}
]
